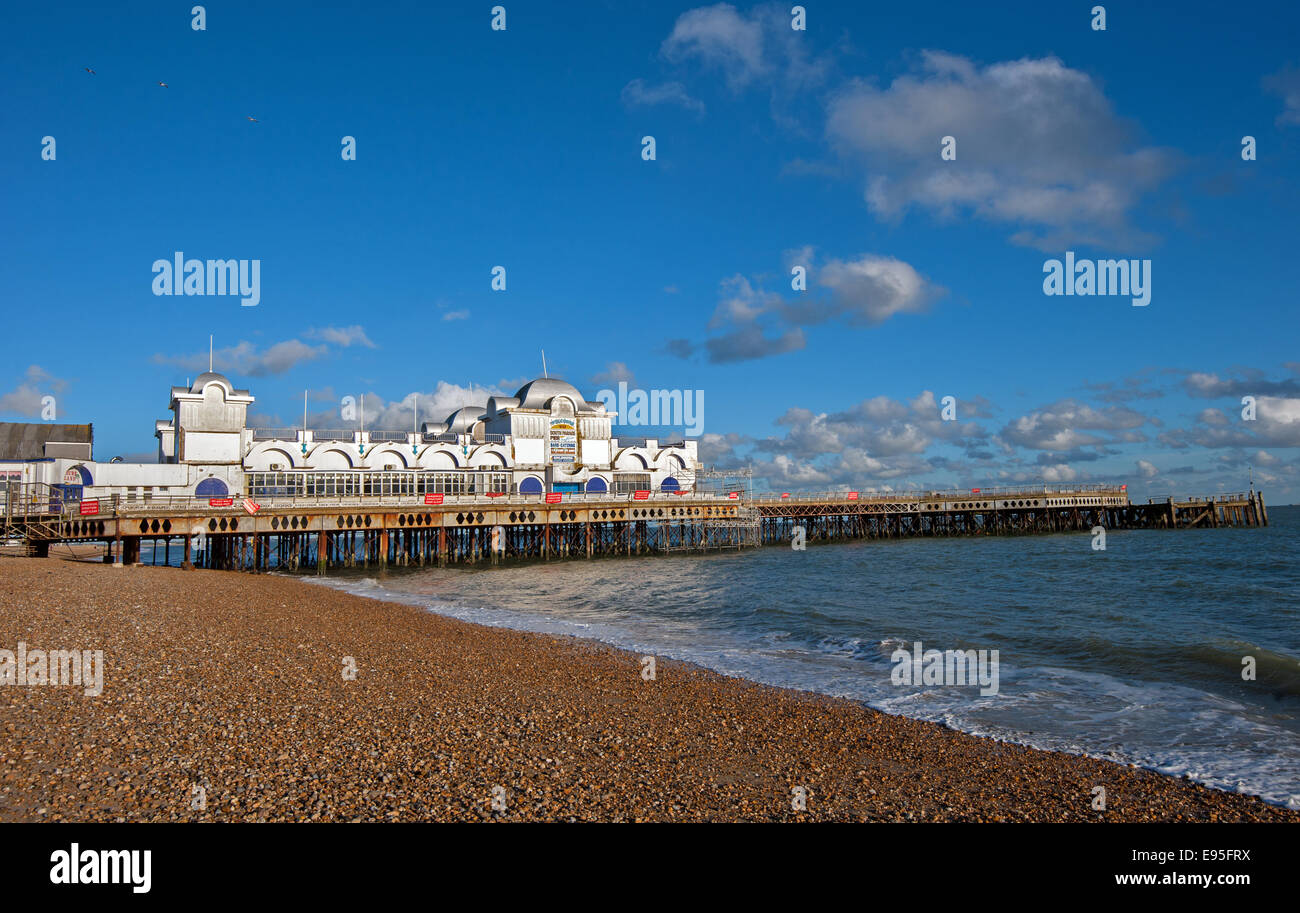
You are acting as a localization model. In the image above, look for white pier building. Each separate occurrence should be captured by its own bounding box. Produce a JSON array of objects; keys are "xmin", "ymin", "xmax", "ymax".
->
[{"xmin": 2, "ymin": 372, "xmax": 698, "ymax": 503}]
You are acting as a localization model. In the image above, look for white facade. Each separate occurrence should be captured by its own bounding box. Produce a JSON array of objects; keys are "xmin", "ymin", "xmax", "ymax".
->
[{"xmin": 11, "ymin": 372, "xmax": 699, "ymax": 502}]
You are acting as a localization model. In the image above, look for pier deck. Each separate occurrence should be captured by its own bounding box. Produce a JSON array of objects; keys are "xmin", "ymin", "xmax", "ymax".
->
[{"xmin": 0, "ymin": 483, "xmax": 1267, "ymax": 572}]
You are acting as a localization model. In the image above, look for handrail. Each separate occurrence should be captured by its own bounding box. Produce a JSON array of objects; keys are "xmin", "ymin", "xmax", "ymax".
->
[
  {"xmin": 750, "ymin": 484, "xmax": 1128, "ymax": 502},
  {"xmin": 247, "ymin": 430, "xmax": 508, "ymax": 445},
  {"xmin": 614, "ymin": 438, "xmax": 693, "ymax": 449},
  {"xmin": 1148, "ymin": 492, "xmax": 1251, "ymax": 503},
  {"xmin": 251, "ymin": 428, "xmax": 301, "ymax": 441},
  {"xmin": 45, "ymin": 489, "xmax": 733, "ymax": 515}
]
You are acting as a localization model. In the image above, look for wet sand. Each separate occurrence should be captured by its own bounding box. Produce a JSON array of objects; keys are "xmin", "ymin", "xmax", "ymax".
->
[{"xmin": 0, "ymin": 557, "xmax": 1294, "ymax": 822}]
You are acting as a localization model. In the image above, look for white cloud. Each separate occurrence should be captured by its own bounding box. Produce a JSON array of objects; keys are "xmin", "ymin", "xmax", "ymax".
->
[
  {"xmin": 1264, "ymin": 66, "xmax": 1300, "ymax": 126},
  {"xmin": 815, "ymin": 254, "xmax": 940, "ymax": 325},
  {"xmin": 621, "ymin": 78, "xmax": 705, "ymax": 113},
  {"xmin": 0, "ymin": 365, "xmax": 64, "ymax": 416},
  {"xmin": 155, "ymin": 326, "xmax": 383, "ymax": 377},
  {"xmin": 307, "ymin": 381, "xmax": 509, "ymax": 432},
  {"xmin": 1039, "ymin": 463, "xmax": 1078, "ymax": 483},
  {"xmin": 590, "ymin": 362, "xmax": 637, "ymax": 387},
  {"xmin": 826, "ymin": 52, "xmax": 1174, "ymax": 249},
  {"xmin": 306, "ymin": 325, "xmax": 376, "ymax": 348},
  {"xmin": 661, "ymin": 3, "xmax": 767, "ymax": 89},
  {"xmin": 676, "ymin": 251, "xmax": 943, "ymax": 363},
  {"xmin": 154, "ymin": 340, "xmax": 328, "ymax": 377},
  {"xmin": 999, "ymin": 400, "xmax": 1148, "ymax": 451}
]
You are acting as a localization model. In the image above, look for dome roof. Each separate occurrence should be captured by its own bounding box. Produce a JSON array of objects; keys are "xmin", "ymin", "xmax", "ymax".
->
[
  {"xmin": 440, "ymin": 403, "xmax": 488, "ymax": 434},
  {"xmin": 512, "ymin": 377, "xmax": 588, "ymax": 410},
  {"xmin": 191, "ymin": 371, "xmax": 232, "ymax": 394}
]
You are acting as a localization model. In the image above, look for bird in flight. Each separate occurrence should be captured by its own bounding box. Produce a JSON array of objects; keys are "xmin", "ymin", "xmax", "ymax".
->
[
  {"xmin": 158, "ymin": 80, "xmax": 168, "ymax": 88},
  {"xmin": 246, "ymin": 116, "xmax": 258, "ymax": 123},
  {"xmin": 84, "ymin": 67, "xmax": 95, "ymax": 75}
]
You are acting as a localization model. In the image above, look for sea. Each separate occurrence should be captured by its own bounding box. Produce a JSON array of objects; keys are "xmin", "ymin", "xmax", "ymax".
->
[{"xmin": 294, "ymin": 505, "xmax": 1300, "ymax": 807}]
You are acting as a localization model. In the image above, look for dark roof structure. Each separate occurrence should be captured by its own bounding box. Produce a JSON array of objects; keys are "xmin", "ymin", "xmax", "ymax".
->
[{"xmin": 0, "ymin": 422, "xmax": 93, "ymax": 461}]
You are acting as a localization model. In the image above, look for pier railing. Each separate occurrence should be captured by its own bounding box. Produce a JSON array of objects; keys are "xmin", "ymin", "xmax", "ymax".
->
[
  {"xmin": 30, "ymin": 488, "xmax": 738, "ymax": 518},
  {"xmin": 751, "ymin": 483, "xmax": 1125, "ymax": 503},
  {"xmin": 11, "ymin": 479, "xmax": 1264, "ymax": 568},
  {"xmin": 7, "ymin": 481, "xmax": 1147, "ymax": 521},
  {"xmin": 1147, "ymin": 492, "xmax": 1250, "ymax": 504},
  {"xmin": 250, "ymin": 429, "xmax": 509, "ymax": 445}
]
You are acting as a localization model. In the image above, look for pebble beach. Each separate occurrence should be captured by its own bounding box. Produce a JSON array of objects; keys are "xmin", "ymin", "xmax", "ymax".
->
[{"xmin": 0, "ymin": 557, "xmax": 1295, "ymax": 823}]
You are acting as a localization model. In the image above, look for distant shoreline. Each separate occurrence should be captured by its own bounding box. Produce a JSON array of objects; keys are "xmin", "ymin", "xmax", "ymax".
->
[{"xmin": 1, "ymin": 557, "xmax": 1295, "ymax": 822}]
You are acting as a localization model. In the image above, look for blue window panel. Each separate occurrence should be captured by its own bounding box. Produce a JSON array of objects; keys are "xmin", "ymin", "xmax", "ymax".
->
[{"xmin": 195, "ymin": 478, "xmax": 229, "ymax": 498}]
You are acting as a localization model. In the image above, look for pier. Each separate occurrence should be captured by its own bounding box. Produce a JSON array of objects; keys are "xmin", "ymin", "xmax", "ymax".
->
[{"xmin": 0, "ymin": 482, "xmax": 1267, "ymax": 572}]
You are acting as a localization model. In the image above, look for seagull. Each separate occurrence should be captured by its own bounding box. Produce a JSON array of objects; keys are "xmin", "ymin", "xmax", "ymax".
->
[
  {"xmin": 246, "ymin": 116, "xmax": 258, "ymax": 123},
  {"xmin": 158, "ymin": 80, "xmax": 168, "ymax": 88},
  {"xmin": 84, "ymin": 67, "xmax": 95, "ymax": 75}
]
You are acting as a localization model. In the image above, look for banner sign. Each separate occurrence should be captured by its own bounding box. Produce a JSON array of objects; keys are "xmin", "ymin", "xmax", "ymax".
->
[
  {"xmin": 79, "ymin": 499, "xmax": 99, "ymax": 516},
  {"xmin": 209, "ymin": 498, "xmax": 234, "ymax": 507},
  {"xmin": 846, "ymin": 492, "xmax": 859, "ymax": 500},
  {"xmin": 545, "ymin": 493, "xmax": 563, "ymax": 504},
  {"xmin": 632, "ymin": 490, "xmax": 650, "ymax": 500},
  {"xmin": 424, "ymin": 493, "xmax": 444, "ymax": 505},
  {"xmin": 548, "ymin": 417, "xmax": 577, "ymax": 464},
  {"xmin": 242, "ymin": 498, "xmax": 261, "ymax": 514},
  {"xmin": 727, "ymin": 491, "xmax": 740, "ymax": 500}
]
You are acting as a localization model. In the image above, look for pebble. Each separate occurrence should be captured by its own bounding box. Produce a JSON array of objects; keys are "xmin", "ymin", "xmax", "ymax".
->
[{"xmin": 0, "ymin": 557, "xmax": 1295, "ymax": 822}]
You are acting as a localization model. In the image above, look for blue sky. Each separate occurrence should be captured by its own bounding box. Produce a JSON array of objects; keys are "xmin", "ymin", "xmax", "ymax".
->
[{"xmin": 3, "ymin": 1, "xmax": 1299, "ymax": 500}]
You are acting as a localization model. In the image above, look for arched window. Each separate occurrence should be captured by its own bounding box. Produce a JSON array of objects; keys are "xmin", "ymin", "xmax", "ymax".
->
[
  {"xmin": 660, "ymin": 477, "xmax": 680, "ymax": 492},
  {"xmin": 196, "ymin": 478, "xmax": 229, "ymax": 498},
  {"xmin": 64, "ymin": 465, "xmax": 93, "ymax": 485},
  {"xmin": 585, "ymin": 477, "xmax": 608, "ymax": 493},
  {"xmin": 519, "ymin": 476, "xmax": 544, "ymax": 495}
]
